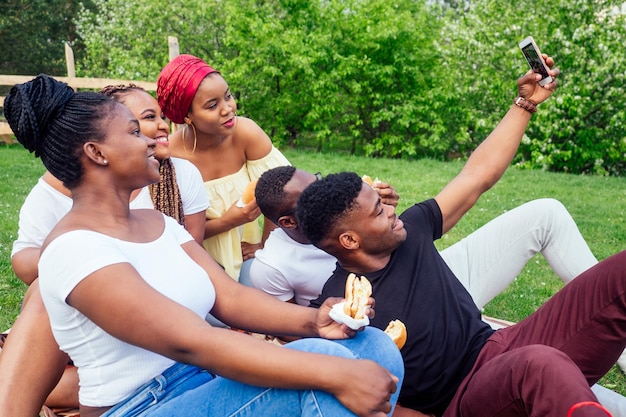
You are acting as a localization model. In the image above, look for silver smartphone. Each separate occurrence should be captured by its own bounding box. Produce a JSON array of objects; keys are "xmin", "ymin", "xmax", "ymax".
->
[{"xmin": 519, "ymin": 36, "xmax": 553, "ymax": 86}]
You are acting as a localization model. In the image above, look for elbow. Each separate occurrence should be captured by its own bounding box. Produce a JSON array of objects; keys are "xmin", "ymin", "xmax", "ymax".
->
[{"xmin": 11, "ymin": 259, "xmax": 37, "ymax": 286}]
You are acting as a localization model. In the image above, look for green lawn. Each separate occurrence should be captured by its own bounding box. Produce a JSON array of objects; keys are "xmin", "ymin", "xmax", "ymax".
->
[{"xmin": 1, "ymin": 143, "xmax": 625, "ymax": 392}]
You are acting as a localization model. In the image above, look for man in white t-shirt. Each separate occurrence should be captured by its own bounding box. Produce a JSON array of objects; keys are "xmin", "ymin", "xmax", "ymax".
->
[{"xmin": 251, "ymin": 168, "xmax": 399, "ymax": 306}]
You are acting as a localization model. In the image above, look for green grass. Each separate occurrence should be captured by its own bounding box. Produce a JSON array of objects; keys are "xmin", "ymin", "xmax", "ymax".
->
[{"xmin": 1, "ymin": 144, "xmax": 625, "ymax": 393}]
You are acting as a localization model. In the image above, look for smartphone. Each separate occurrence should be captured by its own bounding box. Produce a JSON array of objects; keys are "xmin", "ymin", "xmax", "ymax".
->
[{"xmin": 519, "ymin": 36, "xmax": 553, "ymax": 86}]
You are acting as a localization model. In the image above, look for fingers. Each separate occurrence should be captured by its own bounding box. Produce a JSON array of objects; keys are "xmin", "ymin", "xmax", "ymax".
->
[
  {"xmin": 341, "ymin": 324, "xmax": 357, "ymax": 337},
  {"xmin": 542, "ymin": 53, "xmax": 554, "ymax": 68}
]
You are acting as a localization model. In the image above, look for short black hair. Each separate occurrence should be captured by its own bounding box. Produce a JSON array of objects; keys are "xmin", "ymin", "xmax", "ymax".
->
[
  {"xmin": 296, "ymin": 172, "xmax": 362, "ymax": 246},
  {"xmin": 256, "ymin": 165, "xmax": 297, "ymax": 222}
]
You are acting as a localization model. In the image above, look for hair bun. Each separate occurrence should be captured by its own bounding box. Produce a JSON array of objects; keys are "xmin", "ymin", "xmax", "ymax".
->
[{"xmin": 3, "ymin": 74, "xmax": 74, "ymax": 155}]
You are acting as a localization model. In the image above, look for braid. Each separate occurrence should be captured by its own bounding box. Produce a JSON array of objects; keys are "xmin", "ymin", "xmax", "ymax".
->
[
  {"xmin": 149, "ymin": 153, "xmax": 185, "ymax": 226},
  {"xmin": 4, "ymin": 74, "xmax": 117, "ymax": 189},
  {"xmin": 99, "ymin": 83, "xmax": 145, "ymax": 101}
]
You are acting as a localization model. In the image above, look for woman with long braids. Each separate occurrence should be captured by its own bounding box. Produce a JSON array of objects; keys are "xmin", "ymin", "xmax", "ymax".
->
[
  {"xmin": 100, "ymin": 83, "xmax": 209, "ymax": 243},
  {"xmin": 1, "ymin": 73, "xmax": 403, "ymax": 417},
  {"xmin": 157, "ymin": 54, "xmax": 291, "ymax": 284}
]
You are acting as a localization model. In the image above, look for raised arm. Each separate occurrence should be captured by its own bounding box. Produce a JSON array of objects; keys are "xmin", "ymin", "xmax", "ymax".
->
[{"xmin": 435, "ymin": 57, "xmax": 559, "ymax": 234}]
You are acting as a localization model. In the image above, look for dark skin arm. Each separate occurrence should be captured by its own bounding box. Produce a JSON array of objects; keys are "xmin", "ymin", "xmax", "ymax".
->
[
  {"xmin": 68, "ymin": 240, "xmax": 398, "ymax": 417},
  {"xmin": 435, "ymin": 58, "xmax": 559, "ymax": 233}
]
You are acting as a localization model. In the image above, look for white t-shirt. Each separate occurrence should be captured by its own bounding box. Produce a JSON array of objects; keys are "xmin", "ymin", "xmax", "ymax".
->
[
  {"xmin": 169, "ymin": 157, "xmax": 210, "ymax": 217},
  {"xmin": 39, "ymin": 214, "xmax": 215, "ymax": 407},
  {"xmin": 250, "ymin": 228, "xmax": 337, "ymax": 306},
  {"xmin": 11, "ymin": 158, "xmax": 209, "ymax": 257}
]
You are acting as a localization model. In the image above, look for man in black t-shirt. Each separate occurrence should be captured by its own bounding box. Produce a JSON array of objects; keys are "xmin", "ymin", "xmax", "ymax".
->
[{"xmin": 298, "ymin": 59, "xmax": 626, "ymax": 417}]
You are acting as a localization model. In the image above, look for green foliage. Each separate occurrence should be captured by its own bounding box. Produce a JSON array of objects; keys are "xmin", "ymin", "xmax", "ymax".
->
[
  {"xmin": 70, "ymin": 0, "xmax": 626, "ymax": 175},
  {"xmin": 438, "ymin": 0, "xmax": 626, "ymax": 175},
  {"xmin": 0, "ymin": 0, "xmax": 96, "ymax": 82},
  {"xmin": 0, "ymin": 145, "xmax": 46, "ymax": 330}
]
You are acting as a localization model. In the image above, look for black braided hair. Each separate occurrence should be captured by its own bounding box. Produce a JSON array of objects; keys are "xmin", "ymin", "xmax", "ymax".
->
[
  {"xmin": 99, "ymin": 83, "xmax": 145, "ymax": 103},
  {"xmin": 255, "ymin": 165, "xmax": 297, "ymax": 222},
  {"xmin": 100, "ymin": 84, "xmax": 185, "ymax": 226},
  {"xmin": 296, "ymin": 172, "xmax": 363, "ymax": 246},
  {"xmin": 4, "ymin": 74, "xmax": 117, "ymax": 189},
  {"xmin": 149, "ymin": 158, "xmax": 185, "ymax": 226}
]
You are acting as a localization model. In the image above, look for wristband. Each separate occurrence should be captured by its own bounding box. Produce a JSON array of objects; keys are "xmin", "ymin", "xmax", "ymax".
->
[{"xmin": 514, "ymin": 96, "xmax": 537, "ymax": 113}]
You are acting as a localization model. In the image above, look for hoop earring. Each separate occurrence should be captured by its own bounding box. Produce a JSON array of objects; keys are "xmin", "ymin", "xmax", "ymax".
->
[{"xmin": 182, "ymin": 123, "xmax": 197, "ymax": 155}]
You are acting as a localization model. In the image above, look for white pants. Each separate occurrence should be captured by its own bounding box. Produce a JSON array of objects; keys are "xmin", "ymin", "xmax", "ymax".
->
[
  {"xmin": 440, "ymin": 198, "xmax": 597, "ymax": 308},
  {"xmin": 440, "ymin": 198, "xmax": 626, "ymax": 416}
]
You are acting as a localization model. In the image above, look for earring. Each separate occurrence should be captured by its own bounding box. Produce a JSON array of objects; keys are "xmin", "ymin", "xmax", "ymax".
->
[
  {"xmin": 103, "ymin": 159, "xmax": 108, "ymax": 165},
  {"xmin": 182, "ymin": 122, "xmax": 197, "ymax": 154}
]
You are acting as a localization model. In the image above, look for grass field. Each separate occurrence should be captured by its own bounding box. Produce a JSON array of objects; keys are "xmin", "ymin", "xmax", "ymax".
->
[{"xmin": 0, "ymin": 143, "xmax": 625, "ymax": 392}]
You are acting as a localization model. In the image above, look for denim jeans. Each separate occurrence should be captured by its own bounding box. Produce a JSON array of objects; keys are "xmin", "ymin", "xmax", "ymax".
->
[{"xmin": 102, "ymin": 327, "xmax": 404, "ymax": 416}]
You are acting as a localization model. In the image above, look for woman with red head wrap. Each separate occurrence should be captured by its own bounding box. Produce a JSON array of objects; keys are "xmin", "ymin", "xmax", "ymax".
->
[{"xmin": 157, "ymin": 54, "xmax": 290, "ymax": 283}]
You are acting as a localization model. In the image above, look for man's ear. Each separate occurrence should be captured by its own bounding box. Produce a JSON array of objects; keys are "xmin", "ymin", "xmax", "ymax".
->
[
  {"xmin": 338, "ymin": 231, "xmax": 360, "ymax": 250},
  {"xmin": 83, "ymin": 142, "xmax": 108, "ymax": 166},
  {"xmin": 278, "ymin": 215, "xmax": 298, "ymax": 230}
]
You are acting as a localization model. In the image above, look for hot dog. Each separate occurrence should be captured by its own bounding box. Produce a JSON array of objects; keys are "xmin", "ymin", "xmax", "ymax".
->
[{"xmin": 344, "ymin": 273, "xmax": 372, "ymax": 319}]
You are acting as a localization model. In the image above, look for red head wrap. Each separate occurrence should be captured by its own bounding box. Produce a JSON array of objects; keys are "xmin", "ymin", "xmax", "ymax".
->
[{"xmin": 157, "ymin": 54, "xmax": 219, "ymax": 124}]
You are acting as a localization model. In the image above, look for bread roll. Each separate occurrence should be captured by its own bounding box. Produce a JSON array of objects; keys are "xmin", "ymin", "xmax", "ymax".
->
[
  {"xmin": 384, "ymin": 319, "xmax": 407, "ymax": 349},
  {"xmin": 241, "ymin": 180, "xmax": 258, "ymax": 204},
  {"xmin": 361, "ymin": 174, "xmax": 380, "ymax": 187}
]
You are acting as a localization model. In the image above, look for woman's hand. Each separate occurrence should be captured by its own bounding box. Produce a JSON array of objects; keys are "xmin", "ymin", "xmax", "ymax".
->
[
  {"xmin": 518, "ymin": 54, "xmax": 559, "ymax": 105},
  {"xmin": 314, "ymin": 297, "xmax": 375, "ymax": 340},
  {"xmin": 224, "ymin": 200, "xmax": 262, "ymax": 227},
  {"xmin": 373, "ymin": 182, "xmax": 400, "ymax": 208},
  {"xmin": 332, "ymin": 359, "xmax": 399, "ymax": 417}
]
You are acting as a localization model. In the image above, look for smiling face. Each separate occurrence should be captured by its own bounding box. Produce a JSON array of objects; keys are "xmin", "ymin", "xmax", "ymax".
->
[
  {"xmin": 186, "ymin": 73, "xmax": 238, "ymax": 136},
  {"xmin": 98, "ymin": 103, "xmax": 160, "ymax": 189},
  {"xmin": 117, "ymin": 89, "xmax": 171, "ymax": 161},
  {"xmin": 344, "ymin": 185, "xmax": 407, "ymax": 256}
]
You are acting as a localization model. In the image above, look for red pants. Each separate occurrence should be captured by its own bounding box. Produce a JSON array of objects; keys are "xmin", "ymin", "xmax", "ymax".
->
[{"xmin": 444, "ymin": 250, "xmax": 626, "ymax": 417}]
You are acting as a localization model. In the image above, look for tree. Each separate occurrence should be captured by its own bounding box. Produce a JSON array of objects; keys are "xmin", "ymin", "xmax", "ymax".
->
[
  {"xmin": 437, "ymin": 0, "xmax": 626, "ymax": 175},
  {"xmin": 75, "ymin": 0, "xmax": 626, "ymax": 175},
  {"xmin": 0, "ymin": 0, "xmax": 95, "ymax": 78}
]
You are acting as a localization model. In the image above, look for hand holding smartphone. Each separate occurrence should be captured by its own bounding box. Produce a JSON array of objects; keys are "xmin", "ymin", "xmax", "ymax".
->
[{"xmin": 519, "ymin": 36, "xmax": 553, "ymax": 86}]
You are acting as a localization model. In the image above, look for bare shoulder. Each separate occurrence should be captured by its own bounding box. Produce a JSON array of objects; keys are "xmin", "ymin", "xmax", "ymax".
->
[{"xmin": 233, "ymin": 116, "xmax": 273, "ymax": 160}]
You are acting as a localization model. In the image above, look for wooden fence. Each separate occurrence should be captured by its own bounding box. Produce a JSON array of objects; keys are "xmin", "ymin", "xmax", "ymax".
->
[{"xmin": 0, "ymin": 37, "xmax": 180, "ymax": 144}]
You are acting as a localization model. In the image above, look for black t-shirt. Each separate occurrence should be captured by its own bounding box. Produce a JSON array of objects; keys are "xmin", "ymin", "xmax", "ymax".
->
[{"xmin": 310, "ymin": 199, "xmax": 494, "ymax": 415}]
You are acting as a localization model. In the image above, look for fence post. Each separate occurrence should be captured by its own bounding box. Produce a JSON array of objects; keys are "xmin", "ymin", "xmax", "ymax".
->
[
  {"xmin": 65, "ymin": 42, "xmax": 76, "ymax": 91},
  {"xmin": 168, "ymin": 36, "xmax": 180, "ymax": 61}
]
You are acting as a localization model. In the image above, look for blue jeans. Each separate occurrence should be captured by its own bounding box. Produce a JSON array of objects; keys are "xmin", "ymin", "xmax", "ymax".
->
[
  {"xmin": 102, "ymin": 327, "xmax": 404, "ymax": 416},
  {"xmin": 237, "ymin": 258, "xmax": 254, "ymax": 288}
]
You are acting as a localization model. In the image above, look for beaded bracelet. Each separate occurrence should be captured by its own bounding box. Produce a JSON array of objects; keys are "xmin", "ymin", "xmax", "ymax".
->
[{"xmin": 514, "ymin": 96, "xmax": 537, "ymax": 113}]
